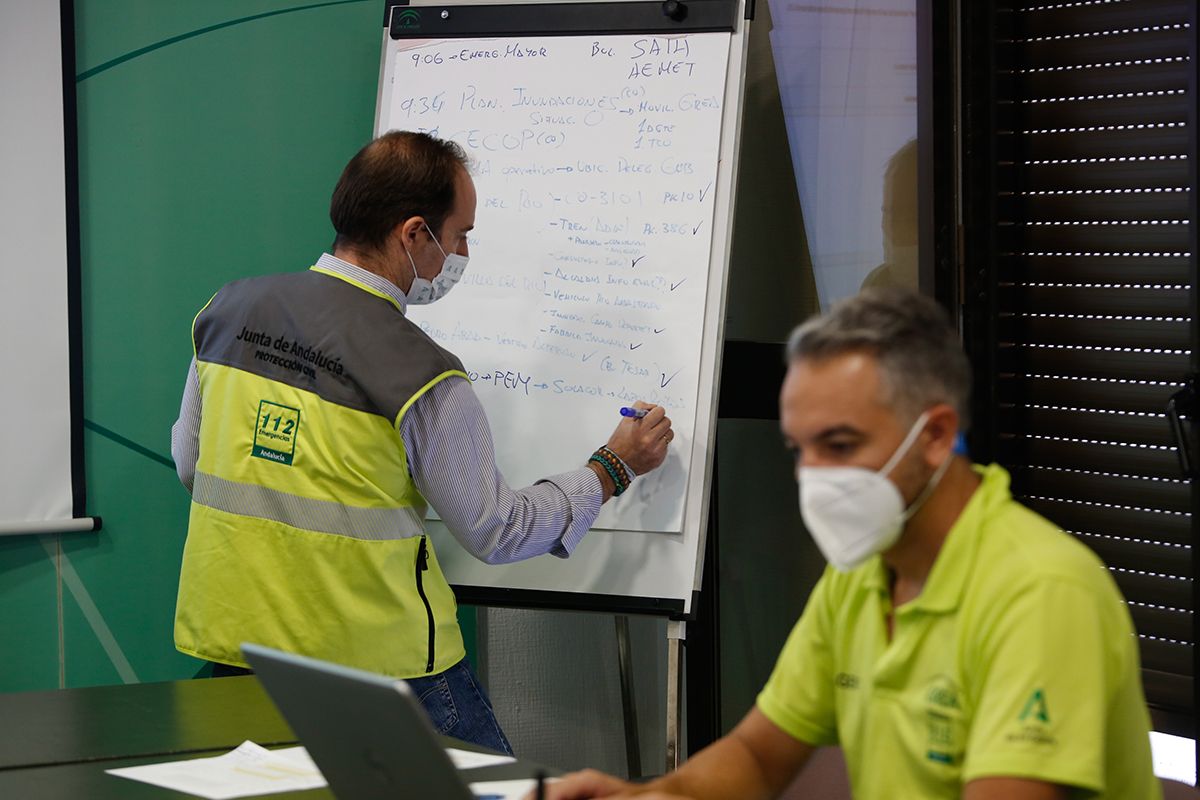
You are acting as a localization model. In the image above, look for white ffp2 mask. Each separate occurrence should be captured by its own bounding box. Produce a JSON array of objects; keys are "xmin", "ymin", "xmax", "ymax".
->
[
  {"xmin": 797, "ymin": 411, "xmax": 952, "ymax": 572},
  {"xmin": 404, "ymin": 227, "xmax": 469, "ymax": 306}
]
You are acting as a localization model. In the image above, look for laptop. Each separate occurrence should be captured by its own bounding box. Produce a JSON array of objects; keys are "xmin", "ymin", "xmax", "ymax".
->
[{"xmin": 242, "ymin": 642, "xmax": 491, "ymax": 800}]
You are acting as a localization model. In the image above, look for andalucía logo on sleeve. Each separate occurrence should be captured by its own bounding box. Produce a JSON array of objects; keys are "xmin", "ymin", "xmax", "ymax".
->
[
  {"xmin": 1007, "ymin": 688, "xmax": 1057, "ymax": 747},
  {"xmin": 1019, "ymin": 689, "xmax": 1050, "ymax": 724},
  {"xmin": 252, "ymin": 400, "xmax": 300, "ymax": 465}
]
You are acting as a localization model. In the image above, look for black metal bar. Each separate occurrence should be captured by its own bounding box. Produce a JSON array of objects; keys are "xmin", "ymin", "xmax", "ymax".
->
[
  {"xmin": 450, "ymin": 586, "xmax": 687, "ymax": 617},
  {"xmin": 385, "ymin": 0, "xmax": 740, "ymax": 38},
  {"xmin": 918, "ymin": 0, "xmax": 958, "ymax": 312},
  {"xmin": 685, "ymin": 439, "xmax": 720, "ymax": 753},
  {"xmin": 1167, "ymin": 385, "xmax": 1197, "ymax": 479},
  {"xmin": 959, "ymin": 0, "xmax": 1004, "ymax": 465},
  {"xmin": 613, "ymin": 615, "xmax": 642, "ymax": 779},
  {"xmin": 61, "ymin": 0, "xmax": 86, "ymax": 520},
  {"xmin": 716, "ymin": 341, "xmax": 785, "ymax": 420}
]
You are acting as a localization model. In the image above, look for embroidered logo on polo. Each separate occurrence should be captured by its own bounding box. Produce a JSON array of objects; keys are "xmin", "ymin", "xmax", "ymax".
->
[
  {"xmin": 252, "ymin": 400, "xmax": 300, "ymax": 465},
  {"xmin": 834, "ymin": 672, "xmax": 859, "ymax": 689},
  {"xmin": 924, "ymin": 675, "xmax": 962, "ymax": 766},
  {"xmin": 1018, "ymin": 688, "xmax": 1050, "ymax": 723},
  {"xmin": 1006, "ymin": 687, "xmax": 1057, "ymax": 748}
]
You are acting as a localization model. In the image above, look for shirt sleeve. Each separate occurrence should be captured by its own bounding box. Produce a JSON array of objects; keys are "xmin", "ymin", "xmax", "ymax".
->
[
  {"xmin": 755, "ymin": 569, "xmax": 840, "ymax": 747},
  {"xmin": 170, "ymin": 358, "xmax": 201, "ymax": 494},
  {"xmin": 961, "ymin": 577, "xmax": 1110, "ymax": 793},
  {"xmin": 401, "ymin": 376, "xmax": 603, "ymax": 564}
]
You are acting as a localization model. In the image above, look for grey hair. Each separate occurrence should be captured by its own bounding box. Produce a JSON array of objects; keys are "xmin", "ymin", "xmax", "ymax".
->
[{"xmin": 786, "ymin": 288, "xmax": 972, "ymax": 430}]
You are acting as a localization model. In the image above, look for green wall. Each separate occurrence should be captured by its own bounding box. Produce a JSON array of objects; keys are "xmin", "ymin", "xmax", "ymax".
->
[
  {"xmin": 0, "ymin": 0, "xmax": 800, "ymax": 702},
  {"xmin": 0, "ymin": 0, "xmax": 485, "ymax": 691}
]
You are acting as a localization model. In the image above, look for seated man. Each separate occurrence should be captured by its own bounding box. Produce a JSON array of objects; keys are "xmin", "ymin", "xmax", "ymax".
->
[{"xmin": 544, "ymin": 289, "xmax": 1159, "ymax": 799}]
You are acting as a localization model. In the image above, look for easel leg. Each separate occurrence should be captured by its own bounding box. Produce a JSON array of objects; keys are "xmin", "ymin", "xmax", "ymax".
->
[
  {"xmin": 666, "ymin": 619, "xmax": 686, "ymax": 772},
  {"xmin": 615, "ymin": 615, "xmax": 642, "ymax": 779}
]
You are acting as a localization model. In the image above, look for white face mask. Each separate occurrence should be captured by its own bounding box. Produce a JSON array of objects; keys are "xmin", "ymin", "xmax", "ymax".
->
[
  {"xmin": 404, "ymin": 226, "xmax": 469, "ymax": 306},
  {"xmin": 797, "ymin": 411, "xmax": 952, "ymax": 572}
]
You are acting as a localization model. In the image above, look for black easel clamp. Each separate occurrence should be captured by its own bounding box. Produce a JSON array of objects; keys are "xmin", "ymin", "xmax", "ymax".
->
[{"xmin": 662, "ymin": 0, "xmax": 688, "ymax": 21}]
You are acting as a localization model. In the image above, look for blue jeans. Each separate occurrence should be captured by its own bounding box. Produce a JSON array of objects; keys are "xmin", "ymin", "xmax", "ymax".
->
[
  {"xmin": 206, "ymin": 657, "xmax": 512, "ymax": 755},
  {"xmin": 405, "ymin": 659, "xmax": 514, "ymax": 755}
]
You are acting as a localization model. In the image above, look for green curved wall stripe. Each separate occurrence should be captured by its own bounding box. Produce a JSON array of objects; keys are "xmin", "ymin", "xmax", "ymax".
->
[
  {"xmin": 76, "ymin": 0, "xmax": 372, "ymax": 81},
  {"xmin": 83, "ymin": 420, "xmax": 175, "ymax": 470}
]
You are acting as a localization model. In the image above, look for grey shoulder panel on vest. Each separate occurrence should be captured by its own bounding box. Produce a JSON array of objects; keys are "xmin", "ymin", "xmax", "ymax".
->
[{"xmin": 194, "ymin": 271, "xmax": 465, "ymax": 422}]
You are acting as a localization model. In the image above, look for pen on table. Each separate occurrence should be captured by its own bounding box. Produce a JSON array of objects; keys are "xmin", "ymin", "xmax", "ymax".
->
[
  {"xmin": 535, "ymin": 769, "xmax": 546, "ymax": 800},
  {"xmin": 619, "ymin": 406, "xmax": 648, "ymax": 418}
]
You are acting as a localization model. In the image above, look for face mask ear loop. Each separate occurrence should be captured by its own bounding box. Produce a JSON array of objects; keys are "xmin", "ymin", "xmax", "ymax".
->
[
  {"xmin": 900, "ymin": 450, "xmax": 954, "ymax": 523},
  {"xmin": 425, "ymin": 224, "xmax": 450, "ymax": 259},
  {"xmin": 879, "ymin": 410, "xmax": 932, "ymax": 479},
  {"xmin": 401, "ymin": 220, "xmax": 425, "ymax": 286},
  {"xmin": 404, "ymin": 245, "xmax": 419, "ymax": 285}
]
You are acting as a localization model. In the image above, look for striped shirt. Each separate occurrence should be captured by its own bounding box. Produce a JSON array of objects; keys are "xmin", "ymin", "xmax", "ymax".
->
[{"xmin": 170, "ymin": 253, "xmax": 606, "ymax": 563}]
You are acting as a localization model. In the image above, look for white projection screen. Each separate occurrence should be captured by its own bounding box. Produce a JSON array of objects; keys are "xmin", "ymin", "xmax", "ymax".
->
[{"xmin": 0, "ymin": 0, "xmax": 93, "ymax": 535}]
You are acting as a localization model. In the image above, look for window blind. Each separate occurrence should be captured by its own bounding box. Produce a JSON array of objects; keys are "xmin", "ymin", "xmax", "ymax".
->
[{"xmin": 962, "ymin": 0, "xmax": 1197, "ymax": 726}]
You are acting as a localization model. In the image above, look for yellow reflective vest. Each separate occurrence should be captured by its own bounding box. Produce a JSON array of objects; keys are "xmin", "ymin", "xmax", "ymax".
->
[{"xmin": 175, "ymin": 266, "xmax": 467, "ymax": 677}]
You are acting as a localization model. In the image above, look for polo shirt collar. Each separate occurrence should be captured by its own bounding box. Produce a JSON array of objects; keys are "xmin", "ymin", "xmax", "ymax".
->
[
  {"xmin": 310, "ymin": 253, "xmax": 409, "ymax": 313},
  {"xmin": 863, "ymin": 463, "xmax": 1011, "ymax": 614}
]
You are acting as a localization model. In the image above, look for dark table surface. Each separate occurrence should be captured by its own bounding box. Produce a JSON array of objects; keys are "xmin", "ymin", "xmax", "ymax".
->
[
  {"xmin": 0, "ymin": 675, "xmax": 549, "ymax": 798},
  {"xmin": 0, "ymin": 749, "xmax": 540, "ymax": 799},
  {"xmin": 0, "ymin": 676, "xmax": 295, "ymax": 771}
]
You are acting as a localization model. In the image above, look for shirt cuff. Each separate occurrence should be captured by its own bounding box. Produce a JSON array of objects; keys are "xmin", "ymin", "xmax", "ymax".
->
[
  {"xmin": 536, "ymin": 466, "xmax": 604, "ymax": 557},
  {"xmin": 961, "ymin": 756, "xmax": 1104, "ymax": 795}
]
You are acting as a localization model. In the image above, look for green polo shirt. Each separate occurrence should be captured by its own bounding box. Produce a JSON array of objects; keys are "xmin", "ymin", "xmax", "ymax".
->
[{"xmin": 758, "ymin": 464, "xmax": 1159, "ymax": 799}]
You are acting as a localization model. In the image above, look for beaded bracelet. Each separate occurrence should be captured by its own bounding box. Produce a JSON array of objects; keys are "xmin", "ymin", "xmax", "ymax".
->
[
  {"xmin": 595, "ymin": 445, "xmax": 631, "ymax": 487},
  {"xmin": 585, "ymin": 448, "xmax": 633, "ymax": 496},
  {"xmin": 589, "ymin": 454, "xmax": 627, "ymax": 496}
]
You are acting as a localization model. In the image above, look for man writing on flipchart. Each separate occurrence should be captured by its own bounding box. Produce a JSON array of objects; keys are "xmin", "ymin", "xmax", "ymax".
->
[
  {"xmin": 541, "ymin": 290, "xmax": 1157, "ymax": 798},
  {"xmin": 169, "ymin": 130, "xmax": 674, "ymax": 752}
]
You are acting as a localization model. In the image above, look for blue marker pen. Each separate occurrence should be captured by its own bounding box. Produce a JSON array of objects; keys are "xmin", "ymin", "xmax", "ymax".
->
[{"xmin": 620, "ymin": 407, "xmax": 648, "ymax": 418}]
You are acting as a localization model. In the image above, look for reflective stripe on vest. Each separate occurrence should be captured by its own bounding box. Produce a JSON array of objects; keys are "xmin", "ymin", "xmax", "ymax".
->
[{"xmin": 192, "ymin": 471, "xmax": 427, "ymax": 541}]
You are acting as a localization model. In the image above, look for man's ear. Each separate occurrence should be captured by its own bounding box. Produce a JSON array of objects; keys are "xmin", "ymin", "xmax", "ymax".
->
[
  {"xmin": 922, "ymin": 403, "xmax": 959, "ymax": 469},
  {"xmin": 393, "ymin": 215, "xmax": 426, "ymax": 249}
]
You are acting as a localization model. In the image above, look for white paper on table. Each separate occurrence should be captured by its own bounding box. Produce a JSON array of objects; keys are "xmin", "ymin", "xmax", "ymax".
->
[
  {"xmin": 470, "ymin": 778, "xmax": 541, "ymax": 800},
  {"xmin": 105, "ymin": 741, "xmax": 325, "ymax": 800},
  {"xmin": 447, "ymin": 747, "xmax": 517, "ymax": 770}
]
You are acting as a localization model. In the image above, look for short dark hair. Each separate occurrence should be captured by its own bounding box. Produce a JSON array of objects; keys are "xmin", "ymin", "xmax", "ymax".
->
[
  {"xmin": 786, "ymin": 288, "xmax": 972, "ymax": 429},
  {"xmin": 329, "ymin": 131, "xmax": 469, "ymax": 252}
]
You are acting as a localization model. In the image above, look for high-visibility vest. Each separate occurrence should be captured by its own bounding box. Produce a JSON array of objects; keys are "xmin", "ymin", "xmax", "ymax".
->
[{"xmin": 174, "ymin": 265, "xmax": 467, "ymax": 677}]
